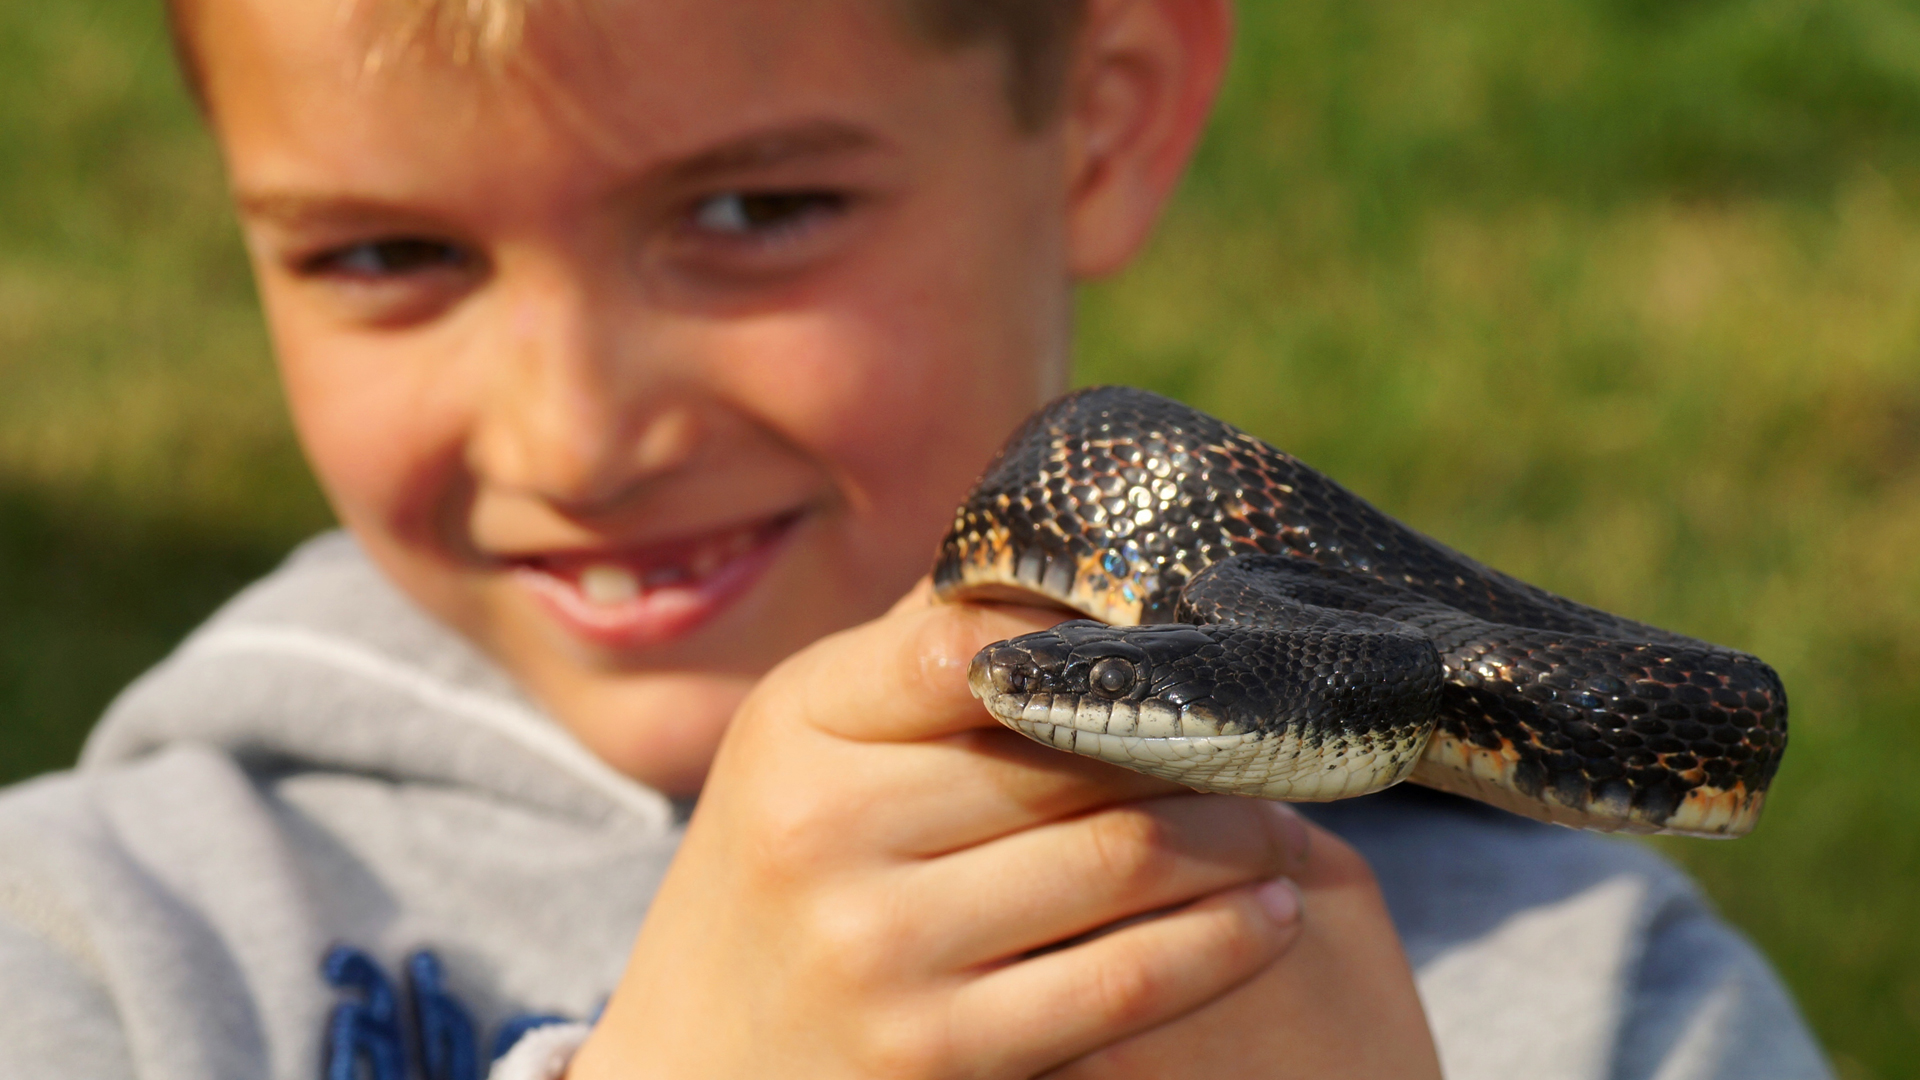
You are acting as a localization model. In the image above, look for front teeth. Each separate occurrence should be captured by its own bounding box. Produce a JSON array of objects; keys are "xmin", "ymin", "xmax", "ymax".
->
[
  {"xmin": 572, "ymin": 523, "xmax": 769, "ymax": 605},
  {"xmin": 580, "ymin": 564, "xmax": 640, "ymax": 606}
]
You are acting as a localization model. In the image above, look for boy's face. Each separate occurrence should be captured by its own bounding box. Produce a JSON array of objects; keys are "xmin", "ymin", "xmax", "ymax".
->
[{"xmin": 199, "ymin": 0, "xmax": 1076, "ymax": 792}]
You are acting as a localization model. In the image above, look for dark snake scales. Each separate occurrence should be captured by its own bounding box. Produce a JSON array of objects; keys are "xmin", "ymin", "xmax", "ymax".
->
[{"xmin": 934, "ymin": 387, "xmax": 1786, "ymax": 837}]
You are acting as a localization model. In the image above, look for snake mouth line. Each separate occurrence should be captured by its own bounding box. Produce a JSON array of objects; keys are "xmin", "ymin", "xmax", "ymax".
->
[
  {"xmin": 969, "ymin": 662, "xmax": 1428, "ymax": 801},
  {"xmin": 969, "ymin": 679, "xmax": 1240, "ymax": 741},
  {"xmin": 997, "ymin": 714, "xmax": 1424, "ymax": 802}
]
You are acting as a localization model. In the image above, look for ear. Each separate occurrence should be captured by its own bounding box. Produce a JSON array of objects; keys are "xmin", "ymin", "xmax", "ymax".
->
[{"xmin": 1060, "ymin": 0, "xmax": 1232, "ymax": 279}]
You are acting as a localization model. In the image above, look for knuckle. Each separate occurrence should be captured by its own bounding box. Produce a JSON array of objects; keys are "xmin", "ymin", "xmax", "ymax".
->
[
  {"xmin": 1082, "ymin": 809, "xmax": 1175, "ymax": 889},
  {"xmin": 745, "ymin": 789, "xmax": 845, "ymax": 877},
  {"xmin": 854, "ymin": 1010, "xmax": 955, "ymax": 1080},
  {"xmin": 805, "ymin": 890, "xmax": 915, "ymax": 989},
  {"xmin": 1081, "ymin": 946, "xmax": 1165, "ymax": 1030}
]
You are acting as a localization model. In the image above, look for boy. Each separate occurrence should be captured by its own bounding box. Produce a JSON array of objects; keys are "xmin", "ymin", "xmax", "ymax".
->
[{"xmin": 0, "ymin": 0, "xmax": 1828, "ymax": 1077}]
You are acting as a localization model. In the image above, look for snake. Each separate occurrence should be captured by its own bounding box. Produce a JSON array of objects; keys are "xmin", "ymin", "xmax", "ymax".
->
[{"xmin": 933, "ymin": 387, "xmax": 1787, "ymax": 837}]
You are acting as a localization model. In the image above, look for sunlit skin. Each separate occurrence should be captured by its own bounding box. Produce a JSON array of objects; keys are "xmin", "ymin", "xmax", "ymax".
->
[
  {"xmin": 202, "ymin": 0, "xmax": 1081, "ymax": 794},
  {"xmin": 188, "ymin": 0, "xmax": 1444, "ymax": 1072}
]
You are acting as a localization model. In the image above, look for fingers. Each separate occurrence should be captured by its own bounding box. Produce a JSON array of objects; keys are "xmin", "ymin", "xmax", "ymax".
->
[
  {"xmin": 735, "ymin": 598, "xmax": 1193, "ymax": 854},
  {"xmin": 871, "ymin": 728, "xmax": 1186, "ymax": 855},
  {"xmin": 1030, "ymin": 819, "xmax": 1438, "ymax": 1080},
  {"xmin": 958, "ymin": 877, "xmax": 1305, "ymax": 1079},
  {"xmin": 913, "ymin": 795, "xmax": 1312, "ymax": 969},
  {"xmin": 785, "ymin": 599, "xmax": 1059, "ymax": 743}
]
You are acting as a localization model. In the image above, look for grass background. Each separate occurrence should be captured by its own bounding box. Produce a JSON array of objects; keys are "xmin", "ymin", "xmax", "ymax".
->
[{"xmin": 2, "ymin": 0, "xmax": 1916, "ymax": 1073}]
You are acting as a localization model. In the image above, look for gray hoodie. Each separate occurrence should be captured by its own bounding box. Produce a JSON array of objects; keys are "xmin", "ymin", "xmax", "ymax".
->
[{"xmin": 0, "ymin": 534, "xmax": 1830, "ymax": 1080}]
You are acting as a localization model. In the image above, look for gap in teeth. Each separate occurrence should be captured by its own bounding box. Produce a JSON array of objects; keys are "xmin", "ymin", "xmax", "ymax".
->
[
  {"xmin": 688, "ymin": 523, "xmax": 758, "ymax": 579},
  {"xmin": 689, "ymin": 546, "xmax": 722, "ymax": 579},
  {"xmin": 643, "ymin": 565, "xmax": 690, "ymax": 589},
  {"xmin": 576, "ymin": 523, "xmax": 765, "ymax": 605}
]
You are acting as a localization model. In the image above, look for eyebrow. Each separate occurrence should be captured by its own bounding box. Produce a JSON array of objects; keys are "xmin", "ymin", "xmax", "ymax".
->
[
  {"xmin": 663, "ymin": 120, "xmax": 884, "ymax": 182},
  {"xmin": 235, "ymin": 194, "xmax": 425, "ymax": 229},
  {"xmin": 235, "ymin": 119, "xmax": 887, "ymax": 229}
]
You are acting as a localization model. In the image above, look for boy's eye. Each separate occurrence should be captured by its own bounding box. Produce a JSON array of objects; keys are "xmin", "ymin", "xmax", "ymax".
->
[
  {"xmin": 691, "ymin": 191, "xmax": 847, "ymax": 237},
  {"xmin": 302, "ymin": 238, "xmax": 471, "ymax": 278}
]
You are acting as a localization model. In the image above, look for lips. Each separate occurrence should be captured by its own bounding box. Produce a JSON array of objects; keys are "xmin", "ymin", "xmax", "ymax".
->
[{"xmin": 506, "ymin": 509, "xmax": 803, "ymax": 650}]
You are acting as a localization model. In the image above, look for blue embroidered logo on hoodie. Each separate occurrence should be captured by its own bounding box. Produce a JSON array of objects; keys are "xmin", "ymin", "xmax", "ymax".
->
[{"xmin": 321, "ymin": 946, "xmax": 580, "ymax": 1080}]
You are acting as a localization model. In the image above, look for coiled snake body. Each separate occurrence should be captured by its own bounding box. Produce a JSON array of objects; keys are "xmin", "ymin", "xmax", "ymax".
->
[{"xmin": 934, "ymin": 387, "xmax": 1786, "ymax": 837}]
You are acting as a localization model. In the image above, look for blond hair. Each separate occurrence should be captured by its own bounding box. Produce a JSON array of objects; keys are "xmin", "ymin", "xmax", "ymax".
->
[
  {"xmin": 167, "ymin": 0, "xmax": 1086, "ymax": 131},
  {"xmin": 382, "ymin": 0, "xmax": 539, "ymax": 67}
]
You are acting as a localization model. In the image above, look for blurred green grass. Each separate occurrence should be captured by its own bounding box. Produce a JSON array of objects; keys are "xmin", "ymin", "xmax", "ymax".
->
[
  {"xmin": 2, "ymin": 0, "xmax": 1916, "ymax": 1073},
  {"xmin": 0, "ymin": 0, "xmax": 331, "ymax": 780}
]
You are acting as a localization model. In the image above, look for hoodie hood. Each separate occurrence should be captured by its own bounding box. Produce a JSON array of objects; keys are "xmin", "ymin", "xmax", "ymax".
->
[
  {"xmin": 82, "ymin": 532, "xmax": 673, "ymax": 833},
  {"xmin": 0, "ymin": 532, "xmax": 1830, "ymax": 1080}
]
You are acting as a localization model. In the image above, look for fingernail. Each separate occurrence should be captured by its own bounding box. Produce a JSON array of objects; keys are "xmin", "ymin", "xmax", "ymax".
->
[
  {"xmin": 1263, "ymin": 800, "xmax": 1310, "ymax": 863},
  {"xmin": 1256, "ymin": 877, "xmax": 1300, "ymax": 924}
]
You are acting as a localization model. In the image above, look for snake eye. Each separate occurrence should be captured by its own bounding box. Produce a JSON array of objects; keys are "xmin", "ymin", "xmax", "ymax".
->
[{"xmin": 1089, "ymin": 657, "xmax": 1136, "ymax": 698}]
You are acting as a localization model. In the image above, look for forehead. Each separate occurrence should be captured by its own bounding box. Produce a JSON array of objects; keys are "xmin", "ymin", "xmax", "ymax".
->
[{"xmin": 194, "ymin": 0, "xmax": 993, "ymax": 194}]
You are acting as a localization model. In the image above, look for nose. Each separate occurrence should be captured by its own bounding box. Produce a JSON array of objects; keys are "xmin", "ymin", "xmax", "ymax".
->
[{"xmin": 467, "ymin": 273, "xmax": 700, "ymax": 512}]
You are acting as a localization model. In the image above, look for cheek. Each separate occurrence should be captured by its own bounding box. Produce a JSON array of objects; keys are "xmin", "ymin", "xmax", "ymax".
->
[
  {"xmin": 270, "ymin": 305, "xmax": 477, "ymax": 557},
  {"xmin": 715, "ymin": 295, "xmax": 1043, "ymax": 535},
  {"xmin": 716, "ymin": 192, "xmax": 1067, "ymax": 537}
]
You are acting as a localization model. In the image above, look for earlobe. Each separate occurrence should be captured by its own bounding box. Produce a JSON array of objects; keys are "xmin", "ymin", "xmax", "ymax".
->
[{"xmin": 1062, "ymin": 0, "xmax": 1233, "ymax": 279}]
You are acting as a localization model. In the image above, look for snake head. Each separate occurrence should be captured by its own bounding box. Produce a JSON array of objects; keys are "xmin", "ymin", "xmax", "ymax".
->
[
  {"xmin": 967, "ymin": 618, "xmax": 1445, "ymax": 800},
  {"xmin": 968, "ymin": 620, "xmax": 1253, "ymax": 740}
]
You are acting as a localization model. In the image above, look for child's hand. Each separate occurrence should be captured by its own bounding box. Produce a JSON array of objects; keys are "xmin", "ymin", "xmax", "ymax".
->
[
  {"xmin": 565, "ymin": 592, "xmax": 1416, "ymax": 1078},
  {"xmin": 1042, "ymin": 823, "xmax": 1443, "ymax": 1079}
]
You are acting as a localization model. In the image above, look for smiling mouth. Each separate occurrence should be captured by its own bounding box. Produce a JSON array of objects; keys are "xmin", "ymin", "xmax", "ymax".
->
[{"xmin": 506, "ymin": 508, "xmax": 805, "ymax": 649}]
